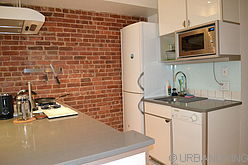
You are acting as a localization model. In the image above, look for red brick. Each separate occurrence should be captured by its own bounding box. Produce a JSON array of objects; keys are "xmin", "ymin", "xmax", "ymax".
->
[
  {"xmin": 28, "ymin": 46, "xmax": 43, "ymax": 50},
  {"xmin": 59, "ymin": 47, "xmax": 73, "ymax": 51},
  {"xmin": 44, "ymin": 46, "xmax": 58, "ymax": 50},
  {"xmin": 48, "ymin": 27, "xmax": 63, "ymax": 32},
  {"xmin": 2, "ymin": 41, "xmax": 19, "ymax": 45},
  {"xmin": 29, "ymin": 36, "xmax": 44, "ymax": 41},
  {"xmin": 65, "ymin": 14, "xmax": 79, "ymax": 19},
  {"xmin": 0, "ymin": 5, "xmax": 146, "ymax": 131},
  {"xmin": 36, "ymin": 41, "xmax": 51, "ymax": 45},
  {"xmin": 53, "ymin": 13, "xmax": 65, "ymax": 17}
]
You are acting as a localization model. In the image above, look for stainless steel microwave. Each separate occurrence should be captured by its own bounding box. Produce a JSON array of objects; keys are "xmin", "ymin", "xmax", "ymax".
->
[{"xmin": 177, "ymin": 23, "xmax": 216, "ymax": 58}]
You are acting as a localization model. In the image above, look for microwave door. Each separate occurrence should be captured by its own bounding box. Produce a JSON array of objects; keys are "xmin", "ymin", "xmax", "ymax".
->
[
  {"xmin": 179, "ymin": 29, "xmax": 206, "ymax": 57},
  {"xmin": 179, "ymin": 27, "xmax": 216, "ymax": 57}
]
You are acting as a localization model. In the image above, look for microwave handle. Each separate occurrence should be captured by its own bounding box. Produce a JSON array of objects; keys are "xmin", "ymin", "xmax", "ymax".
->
[
  {"xmin": 183, "ymin": 20, "xmax": 186, "ymax": 27},
  {"xmin": 182, "ymin": 20, "xmax": 191, "ymax": 27},
  {"xmin": 188, "ymin": 20, "xmax": 191, "ymax": 27}
]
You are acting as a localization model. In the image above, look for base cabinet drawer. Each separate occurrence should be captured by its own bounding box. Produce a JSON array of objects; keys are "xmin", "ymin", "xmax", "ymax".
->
[
  {"xmin": 145, "ymin": 113, "xmax": 171, "ymax": 165},
  {"xmin": 144, "ymin": 102, "xmax": 172, "ymax": 119}
]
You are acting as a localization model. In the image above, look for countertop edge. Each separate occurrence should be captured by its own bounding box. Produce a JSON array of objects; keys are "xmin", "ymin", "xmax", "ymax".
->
[
  {"xmin": 56, "ymin": 130, "xmax": 155, "ymax": 165},
  {"xmin": 143, "ymin": 98, "xmax": 242, "ymax": 113},
  {"xmin": 55, "ymin": 103, "xmax": 155, "ymax": 165}
]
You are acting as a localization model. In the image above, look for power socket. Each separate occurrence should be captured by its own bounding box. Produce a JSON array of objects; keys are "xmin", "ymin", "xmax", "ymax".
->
[
  {"xmin": 220, "ymin": 82, "xmax": 230, "ymax": 91},
  {"xmin": 222, "ymin": 67, "xmax": 229, "ymax": 77}
]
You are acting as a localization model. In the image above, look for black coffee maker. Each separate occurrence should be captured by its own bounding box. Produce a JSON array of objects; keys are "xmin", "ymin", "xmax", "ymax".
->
[{"xmin": 0, "ymin": 94, "xmax": 14, "ymax": 120}]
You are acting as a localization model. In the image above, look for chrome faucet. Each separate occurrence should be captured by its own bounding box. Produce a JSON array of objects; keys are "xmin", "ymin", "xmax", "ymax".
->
[{"xmin": 174, "ymin": 71, "xmax": 187, "ymax": 95}]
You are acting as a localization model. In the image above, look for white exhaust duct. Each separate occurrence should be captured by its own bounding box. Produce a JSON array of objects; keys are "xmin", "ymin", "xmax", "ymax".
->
[{"xmin": 0, "ymin": 6, "xmax": 45, "ymax": 34}]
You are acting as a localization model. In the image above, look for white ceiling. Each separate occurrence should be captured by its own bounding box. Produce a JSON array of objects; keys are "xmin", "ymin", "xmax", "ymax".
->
[{"xmin": 0, "ymin": 0, "xmax": 158, "ymax": 17}]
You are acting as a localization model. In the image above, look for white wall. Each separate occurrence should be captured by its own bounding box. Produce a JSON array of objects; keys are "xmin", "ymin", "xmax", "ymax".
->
[
  {"xmin": 148, "ymin": 14, "xmax": 158, "ymax": 23},
  {"xmin": 240, "ymin": 0, "xmax": 248, "ymax": 164},
  {"xmin": 174, "ymin": 62, "xmax": 241, "ymax": 100},
  {"xmin": 175, "ymin": 62, "xmax": 241, "ymax": 91}
]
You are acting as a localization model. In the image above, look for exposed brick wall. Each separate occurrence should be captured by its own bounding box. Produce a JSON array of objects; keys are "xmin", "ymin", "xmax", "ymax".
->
[{"xmin": 0, "ymin": 5, "xmax": 146, "ymax": 131}]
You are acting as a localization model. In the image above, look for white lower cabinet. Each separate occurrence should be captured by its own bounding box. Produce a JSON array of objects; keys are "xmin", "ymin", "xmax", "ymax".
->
[
  {"xmin": 145, "ymin": 101, "xmax": 241, "ymax": 165},
  {"xmin": 144, "ymin": 102, "xmax": 172, "ymax": 165},
  {"xmin": 208, "ymin": 106, "xmax": 241, "ymax": 165}
]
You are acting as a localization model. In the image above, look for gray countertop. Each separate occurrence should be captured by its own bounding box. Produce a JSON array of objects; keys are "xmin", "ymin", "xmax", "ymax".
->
[
  {"xmin": 144, "ymin": 97, "xmax": 242, "ymax": 113},
  {"xmin": 0, "ymin": 109, "xmax": 154, "ymax": 165}
]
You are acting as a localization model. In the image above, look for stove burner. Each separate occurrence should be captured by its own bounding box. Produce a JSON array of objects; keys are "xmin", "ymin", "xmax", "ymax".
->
[
  {"xmin": 37, "ymin": 102, "xmax": 61, "ymax": 110},
  {"xmin": 51, "ymin": 104, "xmax": 61, "ymax": 109},
  {"xmin": 33, "ymin": 107, "xmax": 39, "ymax": 111},
  {"xmin": 49, "ymin": 102, "xmax": 57, "ymax": 105},
  {"xmin": 38, "ymin": 102, "xmax": 56, "ymax": 106},
  {"xmin": 41, "ymin": 105, "xmax": 50, "ymax": 110}
]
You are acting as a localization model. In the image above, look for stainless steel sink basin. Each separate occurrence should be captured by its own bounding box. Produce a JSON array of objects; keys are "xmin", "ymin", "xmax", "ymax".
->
[{"xmin": 154, "ymin": 96, "xmax": 207, "ymax": 103}]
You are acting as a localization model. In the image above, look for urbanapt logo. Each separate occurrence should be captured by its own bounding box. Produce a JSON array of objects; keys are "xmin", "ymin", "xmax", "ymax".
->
[{"xmin": 169, "ymin": 154, "xmax": 248, "ymax": 164}]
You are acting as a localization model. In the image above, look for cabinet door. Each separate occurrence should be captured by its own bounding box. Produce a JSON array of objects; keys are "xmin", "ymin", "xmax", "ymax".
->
[
  {"xmin": 145, "ymin": 114, "xmax": 171, "ymax": 165},
  {"xmin": 158, "ymin": 0, "xmax": 187, "ymax": 36},
  {"xmin": 123, "ymin": 92, "xmax": 144, "ymax": 134},
  {"xmin": 222, "ymin": 0, "xmax": 240, "ymax": 23},
  {"xmin": 208, "ymin": 106, "xmax": 241, "ymax": 165},
  {"xmin": 187, "ymin": 0, "xmax": 220, "ymax": 27}
]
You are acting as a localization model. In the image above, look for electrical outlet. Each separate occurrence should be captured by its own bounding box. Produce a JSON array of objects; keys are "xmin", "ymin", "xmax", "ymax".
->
[
  {"xmin": 220, "ymin": 82, "xmax": 230, "ymax": 91},
  {"xmin": 222, "ymin": 67, "xmax": 229, "ymax": 76}
]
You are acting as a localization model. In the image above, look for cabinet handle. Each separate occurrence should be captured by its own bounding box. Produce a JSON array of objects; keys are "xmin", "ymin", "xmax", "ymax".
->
[
  {"xmin": 183, "ymin": 20, "xmax": 186, "ymax": 27},
  {"xmin": 188, "ymin": 20, "xmax": 191, "ymax": 27},
  {"xmin": 165, "ymin": 119, "xmax": 171, "ymax": 123}
]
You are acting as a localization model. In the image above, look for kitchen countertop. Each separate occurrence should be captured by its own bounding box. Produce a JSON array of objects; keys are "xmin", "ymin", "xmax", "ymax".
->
[
  {"xmin": 0, "ymin": 107, "xmax": 154, "ymax": 165},
  {"xmin": 144, "ymin": 96, "xmax": 242, "ymax": 113}
]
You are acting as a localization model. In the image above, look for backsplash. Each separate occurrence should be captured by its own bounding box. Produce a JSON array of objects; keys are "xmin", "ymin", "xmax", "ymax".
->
[
  {"xmin": 174, "ymin": 61, "xmax": 241, "ymax": 100},
  {"xmin": 0, "ymin": 5, "xmax": 146, "ymax": 131}
]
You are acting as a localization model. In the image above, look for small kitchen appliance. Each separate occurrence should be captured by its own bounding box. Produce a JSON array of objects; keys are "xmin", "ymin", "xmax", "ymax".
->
[
  {"xmin": 177, "ymin": 21, "xmax": 240, "ymax": 58},
  {"xmin": 16, "ymin": 94, "xmax": 32, "ymax": 120},
  {"xmin": 178, "ymin": 23, "xmax": 216, "ymax": 57},
  {"xmin": 0, "ymin": 94, "xmax": 14, "ymax": 120}
]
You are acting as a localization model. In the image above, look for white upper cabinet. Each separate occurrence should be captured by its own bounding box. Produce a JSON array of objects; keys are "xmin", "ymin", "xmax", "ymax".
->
[
  {"xmin": 187, "ymin": 0, "xmax": 220, "ymax": 27},
  {"xmin": 158, "ymin": 0, "xmax": 240, "ymax": 36},
  {"xmin": 222, "ymin": 0, "xmax": 240, "ymax": 23},
  {"xmin": 158, "ymin": 0, "xmax": 187, "ymax": 36}
]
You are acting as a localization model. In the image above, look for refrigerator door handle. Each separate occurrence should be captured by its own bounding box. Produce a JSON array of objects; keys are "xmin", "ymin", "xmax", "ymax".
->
[
  {"xmin": 138, "ymin": 97, "xmax": 144, "ymax": 115},
  {"xmin": 137, "ymin": 72, "xmax": 144, "ymax": 91}
]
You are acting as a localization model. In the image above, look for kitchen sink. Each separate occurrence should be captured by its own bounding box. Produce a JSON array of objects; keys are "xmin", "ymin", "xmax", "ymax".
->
[{"xmin": 154, "ymin": 96, "xmax": 207, "ymax": 103}]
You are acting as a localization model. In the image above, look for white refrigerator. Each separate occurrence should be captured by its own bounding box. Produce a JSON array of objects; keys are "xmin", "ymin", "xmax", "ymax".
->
[{"xmin": 121, "ymin": 22, "xmax": 172, "ymax": 134}]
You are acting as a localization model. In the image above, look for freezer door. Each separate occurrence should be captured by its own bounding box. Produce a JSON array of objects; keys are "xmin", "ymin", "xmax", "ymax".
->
[
  {"xmin": 121, "ymin": 23, "xmax": 144, "ymax": 93},
  {"xmin": 123, "ymin": 92, "xmax": 144, "ymax": 134}
]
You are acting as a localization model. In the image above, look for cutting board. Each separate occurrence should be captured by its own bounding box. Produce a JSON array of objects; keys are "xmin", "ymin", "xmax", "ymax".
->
[{"xmin": 43, "ymin": 106, "xmax": 78, "ymax": 119}]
